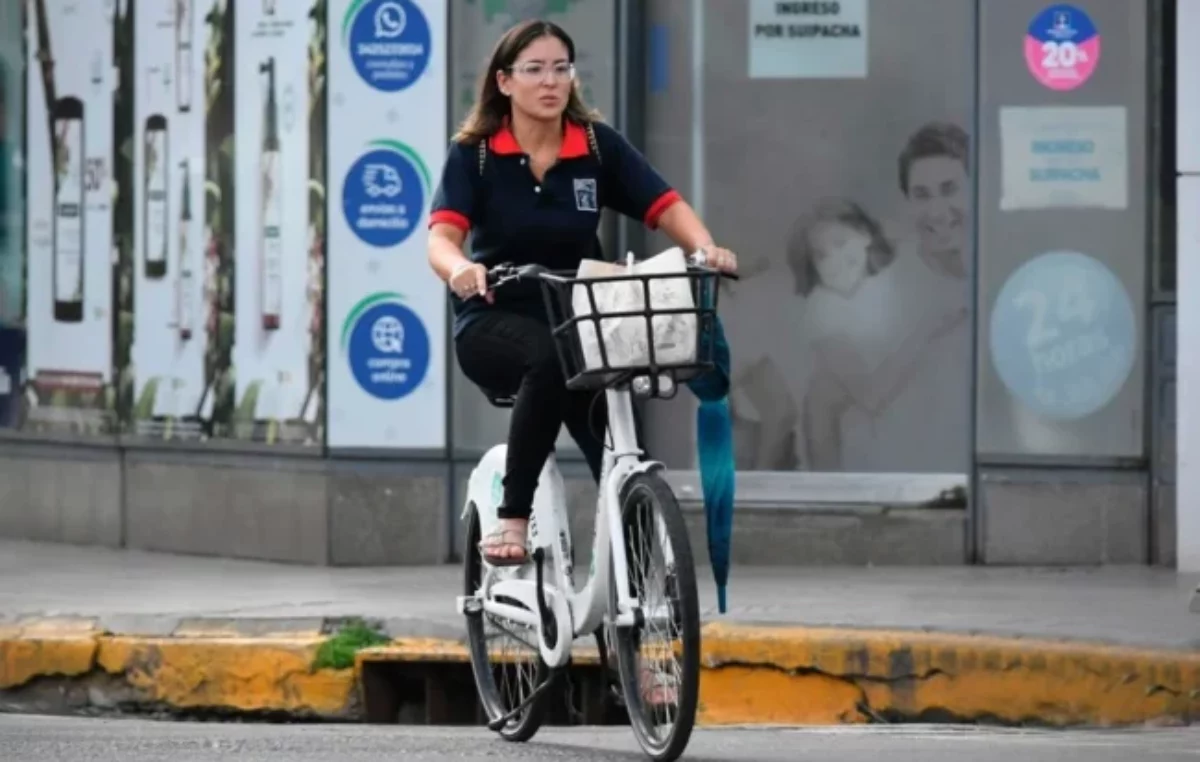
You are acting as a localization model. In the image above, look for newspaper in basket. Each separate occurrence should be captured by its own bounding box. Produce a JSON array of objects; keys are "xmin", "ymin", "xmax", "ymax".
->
[{"xmin": 571, "ymin": 248, "xmax": 698, "ymax": 371}]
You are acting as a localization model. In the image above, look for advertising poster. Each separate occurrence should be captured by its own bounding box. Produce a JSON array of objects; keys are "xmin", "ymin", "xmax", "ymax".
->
[
  {"xmin": 230, "ymin": 0, "xmax": 325, "ymax": 446},
  {"xmin": 326, "ymin": 0, "xmax": 447, "ymax": 450},
  {"xmin": 748, "ymin": 0, "xmax": 869, "ymax": 79},
  {"xmin": 24, "ymin": 0, "xmax": 117, "ymax": 435},
  {"xmin": 1000, "ymin": 105, "xmax": 1128, "ymax": 212},
  {"xmin": 129, "ymin": 0, "xmax": 209, "ymax": 440},
  {"xmin": 1024, "ymin": 4, "xmax": 1100, "ymax": 92},
  {"xmin": 989, "ymin": 250, "xmax": 1136, "ymax": 422}
]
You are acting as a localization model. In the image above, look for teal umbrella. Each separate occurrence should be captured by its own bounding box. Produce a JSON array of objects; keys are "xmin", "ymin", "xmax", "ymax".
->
[{"xmin": 686, "ymin": 314, "xmax": 735, "ymax": 614}]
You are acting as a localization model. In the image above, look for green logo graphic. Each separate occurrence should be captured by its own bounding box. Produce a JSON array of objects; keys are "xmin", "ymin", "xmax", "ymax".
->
[
  {"xmin": 339, "ymin": 291, "xmax": 408, "ymax": 353},
  {"xmin": 490, "ymin": 472, "xmax": 503, "ymax": 506},
  {"xmin": 365, "ymin": 138, "xmax": 432, "ymax": 196}
]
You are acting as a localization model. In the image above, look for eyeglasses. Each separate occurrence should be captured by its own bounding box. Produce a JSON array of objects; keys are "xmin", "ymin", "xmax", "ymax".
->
[{"xmin": 508, "ymin": 61, "xmax": 576, "ymax": 83}]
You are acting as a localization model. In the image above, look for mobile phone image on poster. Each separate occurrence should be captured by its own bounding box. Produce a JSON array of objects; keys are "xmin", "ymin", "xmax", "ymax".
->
[
  {"xmin": 232, "ymin": 0, "xmax": 314, "ymax": 444},
  {"xmin": 129, "ymin": 0, "xmax": 207, "ymax": 440},
  {"xmin": 23, "ymin": 0, "xmax": 116, "ymax": 434},
  {"xmin": 53, "ymin": 96, "xmax": 85, "ymax": 324}
]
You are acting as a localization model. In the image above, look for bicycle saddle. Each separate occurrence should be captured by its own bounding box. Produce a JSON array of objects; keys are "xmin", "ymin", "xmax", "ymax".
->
[{"xmin": 482, "ymin": 389, "xmax": 516, "ymax": 408}]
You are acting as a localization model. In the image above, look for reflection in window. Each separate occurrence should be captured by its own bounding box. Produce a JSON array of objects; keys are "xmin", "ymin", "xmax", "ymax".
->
[{"xmin": 0, "ymin": 22, "xmax": 25, "ymax": 327}]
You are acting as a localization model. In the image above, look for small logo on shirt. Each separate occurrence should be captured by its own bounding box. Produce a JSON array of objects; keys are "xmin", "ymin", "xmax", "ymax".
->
[{"xmin": 573, "ymin": 178, "xmax": 599, "ymax": 213}]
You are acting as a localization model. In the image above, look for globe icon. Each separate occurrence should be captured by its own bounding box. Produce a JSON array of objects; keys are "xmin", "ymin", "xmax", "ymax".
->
[{"xmin": 371, "ymin": 315, "xmax": 405, "ymax": 354}]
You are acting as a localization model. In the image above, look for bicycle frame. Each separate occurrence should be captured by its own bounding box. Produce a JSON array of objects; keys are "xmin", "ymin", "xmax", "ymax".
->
[{"xmin": 460, "ymin": 384, "xmax": 669, "ymax": 669}]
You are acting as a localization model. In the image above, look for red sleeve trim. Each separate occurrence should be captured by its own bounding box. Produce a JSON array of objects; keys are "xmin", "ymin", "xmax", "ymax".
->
[
  {"xmin": 644, "ymin": 190, "xmax": 682, "ymax": 230},
  {"xmin": 429, "ymin": 209, "xmax": 470, "ymax": 233}
]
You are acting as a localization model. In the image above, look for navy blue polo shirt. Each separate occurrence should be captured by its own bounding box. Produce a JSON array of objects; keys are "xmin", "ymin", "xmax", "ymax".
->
[{"xmin": 428, "ymin": 119, "xmax": 682, "ymax": 338}]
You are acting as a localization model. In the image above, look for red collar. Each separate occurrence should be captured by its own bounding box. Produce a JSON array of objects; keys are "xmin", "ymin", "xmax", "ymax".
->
[{"xmin": 488, "ymin": 118, "xmax": 591, "ymax": 159}]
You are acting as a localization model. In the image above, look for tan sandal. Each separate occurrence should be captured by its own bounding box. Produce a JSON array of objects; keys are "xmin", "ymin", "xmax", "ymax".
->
[
  {"xmin": 479, "ymin": 527, "xmax": 530, "ymax": 567},
  {"xmin": 639, "ymin": 666, "xmax": 678, "ymax": 708}
]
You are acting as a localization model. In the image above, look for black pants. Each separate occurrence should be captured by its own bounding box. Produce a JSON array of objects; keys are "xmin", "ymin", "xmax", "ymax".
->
[{"xmin": 456, "ymin": 311, "xmax": 607, "ymax": 521}]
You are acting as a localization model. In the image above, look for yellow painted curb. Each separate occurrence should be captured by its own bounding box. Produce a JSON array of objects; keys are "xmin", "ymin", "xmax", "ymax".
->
[
  {"xmin": 359, "ymin": 623, "xmax": 1200, "ymax": 727},
  {"xmin": 97, "ymin": 637, "xmax": 356, "ymax": 717},
  {"xmin": 3, "ymin": 619, "xmax": 1198, "ymax": 727},
  {"xmin": 697, "ymin": 622, "xmax": 1200, "ymax": 727},
  {"xmin": 0, "ymin": 637, "xmax": 98, "ymax": 690},
  {"xmin": 0, "ymin": 622, "xmax": 357, "ymax": 719}
]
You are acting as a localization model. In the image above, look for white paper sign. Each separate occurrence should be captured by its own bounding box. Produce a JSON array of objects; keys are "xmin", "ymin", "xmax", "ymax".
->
[
  {"xmin": 749, "ymin": 0, "xmax": 869, "ymax": 79},
  {"xmin": 1000, "ymin": 106, "xmax": 1128, "ymax": 211}
]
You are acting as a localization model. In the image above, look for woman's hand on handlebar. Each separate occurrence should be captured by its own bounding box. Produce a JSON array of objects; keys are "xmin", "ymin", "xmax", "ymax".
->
[
  {"xmin": 449, "ymin": 261, "xmax": 493, "ymax": 303},
  {"xmin": 694, "ymin": 245, "xmax": 739, "ymax": 276}
]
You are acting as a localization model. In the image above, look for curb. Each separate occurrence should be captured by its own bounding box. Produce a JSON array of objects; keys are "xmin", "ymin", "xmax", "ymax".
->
[
  {"xmin": 695, "ymin": 622, "xmax": 1200, "ymax": 726},
  {"xmin": 0, "ymin": 617, "xmax": 357, "ymax": 720},
  {"xmin": 2, "ymin": 617, "xmax": 1197, "ymax": 727}
]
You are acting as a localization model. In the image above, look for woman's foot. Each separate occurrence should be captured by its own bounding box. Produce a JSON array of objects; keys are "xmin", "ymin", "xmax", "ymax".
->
[
  {"xmin": 639, "ymin": 665, "xmax": 679, "ymax": 709},
  {"xmin": 479, "ymin": 518, "xmax": 530, "ymax": 566}
]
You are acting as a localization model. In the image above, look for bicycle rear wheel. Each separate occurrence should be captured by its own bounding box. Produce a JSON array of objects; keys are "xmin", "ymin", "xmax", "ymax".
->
[
  {"xmin": 607, "ymin": 472, "xmax": 701, "ymax": 762},
  {"xmin": 463, "ymin": 502, "xmax": 554, "ymax": 742}
]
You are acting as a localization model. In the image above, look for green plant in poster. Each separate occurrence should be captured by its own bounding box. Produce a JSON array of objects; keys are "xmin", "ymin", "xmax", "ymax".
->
[
  {"xmin": 198, "ymin": 0, "xmax": 236, "ymax": 439},
  {"xmin": 113, "ymin": 0, "xmax": 136, "ymax": 430},
  {"xmin": 305, "ymin": 0, "xmax": 327, "ymax": 447}
]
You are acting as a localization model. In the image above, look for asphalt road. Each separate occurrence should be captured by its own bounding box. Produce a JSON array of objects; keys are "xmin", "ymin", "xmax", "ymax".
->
[{"xmin": 0, "ymin": 716, "xmax": 1197, "ymax": 762}]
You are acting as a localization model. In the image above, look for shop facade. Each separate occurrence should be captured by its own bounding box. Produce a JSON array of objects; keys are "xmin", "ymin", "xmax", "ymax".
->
[{"xmin": 0, "ymin": 0, "xmax": 1180, "ymax": 567}]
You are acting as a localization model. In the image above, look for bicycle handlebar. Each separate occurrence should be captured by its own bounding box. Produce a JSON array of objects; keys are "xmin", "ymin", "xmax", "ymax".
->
[{"xmin": 484, "ymin": 253, "xmax": 739, "ymax": 291}]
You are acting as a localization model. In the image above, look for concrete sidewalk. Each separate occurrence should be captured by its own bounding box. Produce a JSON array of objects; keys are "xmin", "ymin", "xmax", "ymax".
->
[{"xmin": 1, "ymin": 539, "xmax": 1198, "ymax": 727}]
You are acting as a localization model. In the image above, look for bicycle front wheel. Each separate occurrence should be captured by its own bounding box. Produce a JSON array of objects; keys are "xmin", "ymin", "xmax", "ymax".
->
[
  {"xmin": 607, "ymin": 471, "xmax": 701, "ymax": 762},
  {"xmin": 463, "ymin": 502, "xmax": 553, "ymax": 742}
]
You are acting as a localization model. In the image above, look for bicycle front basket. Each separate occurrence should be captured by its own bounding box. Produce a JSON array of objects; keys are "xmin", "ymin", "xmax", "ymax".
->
[{"xmin": 535, "ymin": 264, "xmax": 723, "ymax": 392}]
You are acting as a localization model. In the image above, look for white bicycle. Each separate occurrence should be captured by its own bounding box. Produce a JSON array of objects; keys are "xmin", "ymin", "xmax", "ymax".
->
[{"xmin": 455, "ymin": 253, "xmax": 733, "ymax": 761}]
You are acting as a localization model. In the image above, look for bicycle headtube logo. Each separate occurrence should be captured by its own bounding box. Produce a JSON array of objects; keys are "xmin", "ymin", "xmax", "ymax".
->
[
  {"xmin": 343, "ymin": 139, "xmax": 431, "ymax": 248},
  {"xmin": 341, "ymin": 291, "xmax": 431, "ymax": 400}
]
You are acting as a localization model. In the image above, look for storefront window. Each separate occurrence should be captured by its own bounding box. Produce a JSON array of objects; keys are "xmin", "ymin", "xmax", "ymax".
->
[
  {"xmin": 642, "ymin": 0, "xmax": 975, "ymax": 476},
  {"xmin": 0, "ymin": 1, "xmax": 25, "ymax": 430},
  {"xmin": 975, "ymin": 0, "xmax": 1149, "ymax": 460},
  {"xmin": 0, "ymin": 1, "xmax": 24, "ymax": 327}
]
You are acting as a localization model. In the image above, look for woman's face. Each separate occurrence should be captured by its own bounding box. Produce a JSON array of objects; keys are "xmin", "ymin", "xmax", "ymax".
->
[
  {"xmin": 809, "ymin": 221, "xmax": 870, "ymax": 297},
  {"xmin": 497, "ymin": 35, "xmax": 575, "ymax": 123}
]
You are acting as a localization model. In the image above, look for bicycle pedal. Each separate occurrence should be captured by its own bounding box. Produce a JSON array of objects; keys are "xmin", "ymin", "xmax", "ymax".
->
[{"xmin": 456, "ymin": 595, "xmax": 483, "ymax": 616}]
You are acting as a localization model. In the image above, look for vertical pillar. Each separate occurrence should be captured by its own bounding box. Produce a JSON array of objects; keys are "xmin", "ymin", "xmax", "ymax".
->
[{"xmin": 1176, "ymin": 0, "xmax": 1200, "ymax": 572}]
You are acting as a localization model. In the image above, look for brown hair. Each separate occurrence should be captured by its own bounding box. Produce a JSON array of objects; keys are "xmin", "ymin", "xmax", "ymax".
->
[
  {"xmin": 898, "ymin": 122, "xmax": 969, "ymax": 195},
  {"xmin": 452, "ymin": 19, "xmax": 600, "ymax": 144},
  {"xmin": 785, "ymin": 197, "xmax": 896, "ymax": 296}
]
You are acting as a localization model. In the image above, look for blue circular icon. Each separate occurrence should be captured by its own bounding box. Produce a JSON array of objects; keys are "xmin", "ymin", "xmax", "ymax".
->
[
  {"xmin": 343, "ymin": 147, "xmax": 424, "ymax": 248},
  {"xmin": 347, "ymin": 0, "xmax": 432, "ymax": 92},
  {"xmin": 348, "ymin": 301, "xmax": 430, "ymax": 400},
  {"xmin": 989, "ymin": 250, "xmax": 1136, "ymax": 421}
]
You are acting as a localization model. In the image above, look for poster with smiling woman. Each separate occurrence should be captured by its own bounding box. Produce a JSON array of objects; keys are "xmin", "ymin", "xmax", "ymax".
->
[{"xmin": 721, "ymin": 120, "xmax": 973, "ymax": 477}]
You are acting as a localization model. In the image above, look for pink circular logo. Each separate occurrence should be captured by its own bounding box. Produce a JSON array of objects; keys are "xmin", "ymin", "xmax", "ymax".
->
[{"xmin": 1024, "ymin": 4, "xmax": 1100, "ymax": 91}]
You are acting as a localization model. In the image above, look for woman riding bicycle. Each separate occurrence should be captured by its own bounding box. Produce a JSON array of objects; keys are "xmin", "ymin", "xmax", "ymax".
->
[{"xmin": 427, "ymin": 19, "xmax": 738, "ymax": 567}]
